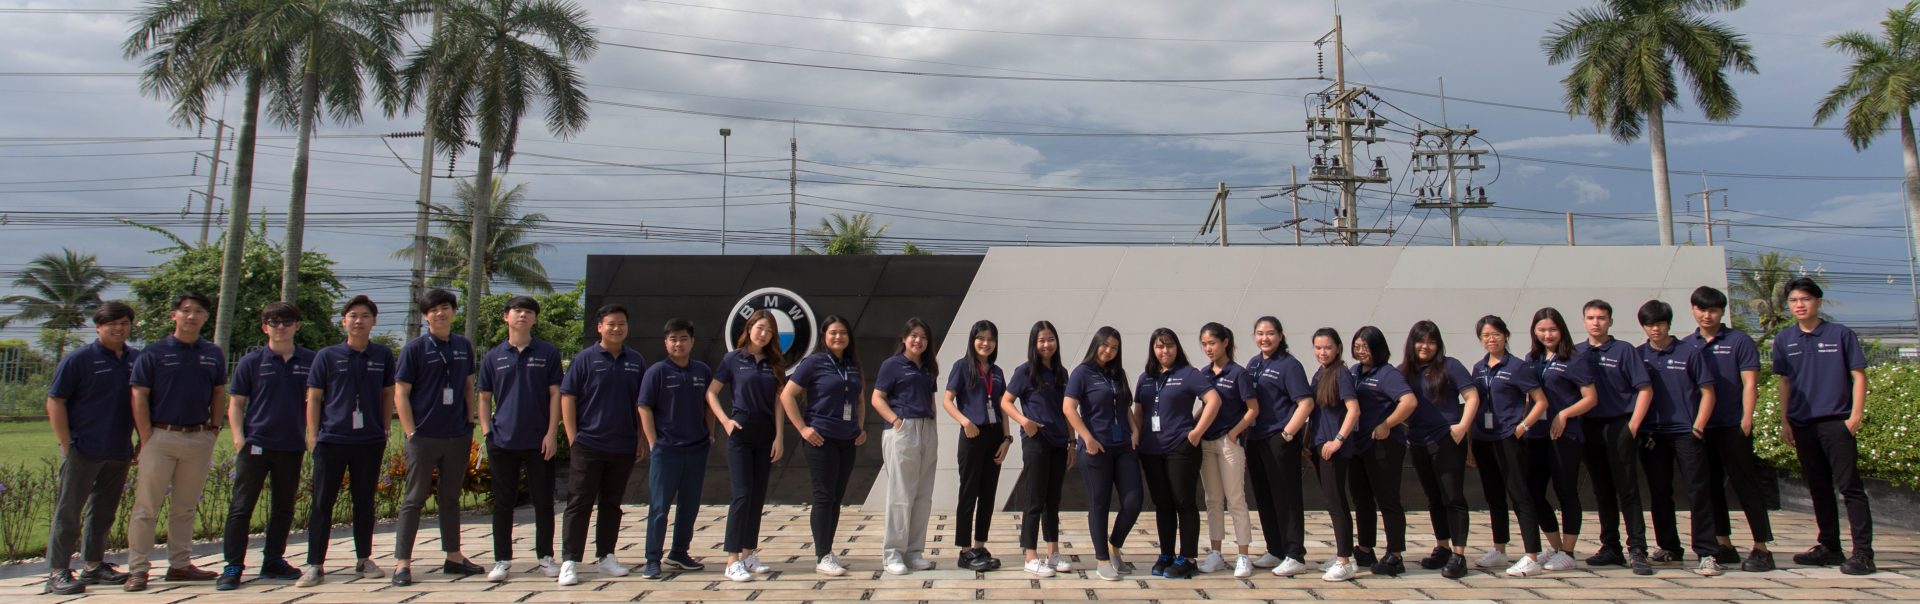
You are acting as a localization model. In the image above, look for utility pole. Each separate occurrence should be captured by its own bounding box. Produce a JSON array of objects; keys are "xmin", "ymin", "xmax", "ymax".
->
[
  {"xmin": 720, "ymin": 127, "xmax": 731, "ymax": 255},
  {"xmin": 195, "ymin": 119, "xmax": 227, "ymax": 245},
  {"xmin": 1291, "ymin": 166, "xmax": 1302, "ymax": 246},
  {"xmin": 1198, "ymin": 182, "xmax": 1231, "ymax": 247},
  {"xmin": 1566, "ymin": 212, "xmax": 1576, "ymax": 246},
  {"xmin": 1410, "ymin": 78, "xmax": 1492, "ymax": 246},
  {"xmin": 1307, "ymin": 12, "xmax": 1392, "ymax": 245},
  {"xmin": 404, "ymin": 5, "xmax": 443, "ymax": 340},
  {"xmin": 790, "ymin": 133, "xmax": 798, "ymax": 255},
  {"xmin": 1685, "ymin": 170, "xmax": 1727, "ymax": 246}
]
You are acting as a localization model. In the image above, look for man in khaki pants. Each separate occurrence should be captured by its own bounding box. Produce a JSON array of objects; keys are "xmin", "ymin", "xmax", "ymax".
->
[{"xmin": 125, "ymin": 292, "xmax": 228, "ymax": 590}]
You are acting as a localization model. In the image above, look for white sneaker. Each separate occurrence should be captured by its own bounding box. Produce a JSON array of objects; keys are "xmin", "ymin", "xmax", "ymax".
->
[
  {"xmin": 908, "ymin": 557, "xmax": 935, "ymax": 571},
  {"xmin": 1253, "ymin": 552, "xmax": 1282, "ymax": 568},
  {"xmin": 536, "ymin": 556, "xmax": 561, "ymax": 577},
  {"xmin": 1272, "ymin": 557, "xmax": 1308, "ymax": 577},
  {"xmin": 1321, "ymin": 559, "xmax": 1356, "ymax": 582},
  {"xmin": 1319, "ymin": 555, "xmax": 1339, "ymax": 570},
  {"xmin": 1197, "ymin": 551, "xmax": 1225, "ymax": 574},
  {"xmin": 596, "ymin": 555, "xmax": 630, "ymax": 577},
  {"xmin": 1234, "ymin": 555, "xmax": 1254, "ymax": 578},
  {"xmin": 1023, "ymin": 558, "xmax": 1055, "ymax": 577},
  {"xmin": 1051, "ymin": 553, "xmax": 1071, "ymax": 573},
  {"xmin": 1506, "ymin": 555, "xmax": 1545, "ymax": 577},
  {"xmin": 1474, "ymin": 549, "xmax": 1510, "ymax": 568},
  {"xmin": 1544, "ymin": 551, "xmax": 1576, "ymax": 571},
  {"xmin": 725, "ymin": 561, "xmax": 753, "ymax": 582},
  {"xmin": 486, "ymin": 561, "xmax": 511, "ymax": 582},
  {"xmin": 816, "ymin": 554, "xmax": 847, "ymax": 577},
  {"xmin": 557, "ymin": 560, "xmax": 579, "ymax": 586},
  {"xmin": 744, "ymin": 554, "xmax": 771, "ymax": 575},
  {"xmin": 884, "ymin": 560, "xmax": 910, "ymax": 575},
  {"xmin": 355, "ymin": 559, "xmax": 384, "ymax": 579},
  {"xmin": 296, "ymin": 565, "xmax": 324, "ymax": 587},
  {"xmin": 1693, "ymin": 557, "xmax": 1724, "ymax": 577}
]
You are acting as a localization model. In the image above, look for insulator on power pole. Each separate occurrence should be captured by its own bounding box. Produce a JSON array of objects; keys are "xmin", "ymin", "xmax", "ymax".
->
[{"xmin": 191, "ymin": 156, "xmax": 199, "ymax": 176}]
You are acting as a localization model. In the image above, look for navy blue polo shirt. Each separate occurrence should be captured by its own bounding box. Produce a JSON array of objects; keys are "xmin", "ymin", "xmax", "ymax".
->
[
  {"xmin": 560, "ymin": 343, "xmax": 648, "ymax": 455},
  {"xmin": 476, "ymin": 338, "xmax": 564, "ymax": 450},
  {"xmin": 1527, "ymin": 351, "xmax": 1592, "ymax": 442},
  {"xmin": 1066, "ymin": 364, "xmax": 1131, "ymax": 450},
  {"xmin": 1640, "ymin": 339, "xmax": 1713, "ymax": 435},
  {"xmin": 1007, "ymin": 362, "xmax": 1071, "ymax": 447},
  {"xmin": 229, "ymin": 346, "xmax": 315, "ymax": 452},
  {"xmin": 1472, "ymin": 353, "xmax": 1540, "ymax": 442},
  {"xmin": 130, "ymin": 335, "xmax": 226, "ymax": 426},
  {"xmin": 1575, "ymin": 337, "xmax": 1650, "ymax": 419},
  {"xmin": 1684, "ymin": 327, "xmax": 1761, "ymax": 429},
  {"xmin": 307, "ymin": 342, "xmax": 396, "ymax": 445},
  {"xmin": 48, "ymin": 341, "xmax": 138, "ymax": 460},
  {"xmin": 1309, "ymin": 367, "xmax": 1362, "ymax": 456},
  {"xmin": 1245, "ymin": 352, "xmax": 1313, "ymax": 441},
  {"xmin": 945, "ymin": 358, "xmax": 1006, "ymax": 427},
  {"xmin": 395, "ymin": 333, "xmax": 475, "ymax": 438},
  {"xmin": 1201, "ymin": 362, "xmax": 1255, "ymax": 441},
  {"xmin": 1404, "ymin": 357, "xmax": 1474, "ymax": 446},
  {"xmin": 874, "ymin": 355, "xmax": 937, "ymax": 424},
  {"xmin": 1351, "ymin": 363, "xmax": 1413, "ymax": 443},
  {"xmin": 636, "ymin": 357, "xmax": 713, "ymax": 452},
  {"xmin": 1771, "ymin": 321, "xmax": 1868, "ymax": 426},
  {"xmin": 714, "ymin": 349, "xmax": 780, "ymax": 426},
  {"xmin": 1134, "ymin": 365, "xmax": 1212, "ymax": 455},
  {"xmin": 789, "ymin": 352, "xmax": 864, "ymax": 441}
]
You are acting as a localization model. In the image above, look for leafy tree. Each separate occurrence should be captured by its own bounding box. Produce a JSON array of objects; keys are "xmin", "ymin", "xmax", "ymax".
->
[
  {"xmin": 1542, "ymin": 0, "xmax": 1758, "ymax": 246},
  {"xmin": 1728, "ymin": 251, "xmax": 1800, "ymax": 336},
  {"xmin": 803, "ymin": 212, "xmax": 889, "ymax": 255},
  {"xmin": 126, "ymin": 220, "xmax": 345, "ymax": 354},
  {"xmin": 901, "ymin": 242, "xmax": 932, "ymax": 255},
  {"xmin": 392, "ymin": 177, "xmax": 554, "ymax": 295},
  {"xmin": 1815, "ymin": 1, "xmax": 1920, "ymax": 280},
  {"xmin": 0, "ymin": 249, "xmax": 120, "ymax": 359},
  {"xmin": 450, "ymin": 283, "xmax": 586, "ymax": 359}
]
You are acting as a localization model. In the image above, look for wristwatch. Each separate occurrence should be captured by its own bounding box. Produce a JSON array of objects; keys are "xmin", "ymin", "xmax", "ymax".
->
[
  {"xmin": 1335, "ymin": 433, "xmax": 1348, "ymax": 442},
  {"xmin": 1003, "ymin": 436, "xmax": 1013, "ymax": 444}
]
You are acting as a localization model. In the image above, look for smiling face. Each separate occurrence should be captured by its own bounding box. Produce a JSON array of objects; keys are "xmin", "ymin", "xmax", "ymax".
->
[
  {"xmin": 665, "ymin": 329, "xmax": 693, "ymax": 360},
  {"xmin": 1035, "ymin": 328, "xmax": 1058, "ymax": 364},
  {"xmin": 748, "ymin": 316, "xmax": 777, "ymax": 352},
  {"xmin": 1533, "ymin": 317, "xmax": 1561, "ymax": 350},
  {"xmin": 96, "ymin": 317, "xmax": 131, "ymax": 349},
  {"xmin": 1254, "ymin": 321, "xmax": 1280, "ymax": 356},
  {"xmin": 902, "ymin": 326, "xmax": 929, "ymax": 357},
  {"xmin": 824, "ymin": 321, "xmax": 850, "ymax": 356},
  {"xmin": 1350, "ymin": 337, "xmax": 1373, "ymax": 366},
  {"xmin": 597, "ymin": 312, "xmax": 629, "ymax": 345},
  {"xmin": 424, "ymin": 303, "xmax": 455, "ymax": 335},
  {"xmin": 973, "ymin": 330, "xmax": 997, "ymax": 359},
  {"xmin": 1096, "ymin": 336, "xmax": 1119, "ymax": 365},
  {"xmin": 1152, "ymin": 336, "xmax": 1177, "ymax": 368},
  {"xmin": 1312, "ymin": 335, "xmax": 1338, "ymax": 367},
  {"xmin": 1479, "ymin": 324, "xmax": 1507, "ymax": 356},
  {"xmin": 261, "ymin": 317, "xmax": 300, "ymax": 345},
  {"xmin": 1411, "ymin": 336, "xmax": 1437, "ymax": 363}
]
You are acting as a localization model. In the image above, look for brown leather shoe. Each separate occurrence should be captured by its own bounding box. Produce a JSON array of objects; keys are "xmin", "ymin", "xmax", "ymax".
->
[
  {"xmin": 164, "ymin": 565, "xmax": 218, "ymax": 581},
  {"xmin": 123, "ymin": 572, "xmax": 148, "ymax": 592}
]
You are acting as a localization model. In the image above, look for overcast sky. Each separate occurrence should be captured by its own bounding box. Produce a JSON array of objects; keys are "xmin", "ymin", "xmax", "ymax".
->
[{"xmin": 2, "ymin": 0, "xmax": 1915, "ymax": 341}]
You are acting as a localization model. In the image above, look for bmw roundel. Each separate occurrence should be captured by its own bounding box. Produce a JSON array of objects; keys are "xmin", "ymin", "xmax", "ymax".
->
[{"xmin": 725, "ymin": 287, "xmax": 817, "ymax": 359}]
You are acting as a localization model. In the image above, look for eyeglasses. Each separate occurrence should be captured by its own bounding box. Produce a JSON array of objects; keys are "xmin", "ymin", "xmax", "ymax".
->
[{"xmin": 265, "ymin": 320, "xmax": 298, "ymax": 328}]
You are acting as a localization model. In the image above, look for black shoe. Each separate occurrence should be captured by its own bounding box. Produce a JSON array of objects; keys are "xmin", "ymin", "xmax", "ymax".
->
[
  {"xmin": 977, "ymin": 548, "xmax": 1002, "ymax": 570},
  {"xmin": 45, "ymin": 570, "xmax": 84, "ymax": 596},
  {"xmin": 664, "ymin": 553, "xmax": 705, "ymax": 571},
  {"xmin": 443, "ymin": 559, "xmax": 484, "ymax": 576},
  {"xmin": 1713, "ymin": 546, "xmax": 1740, "ymax": 565},
  {"xmin": 964, "ymin": 551, "xmax": 998, "ymax": 572},
  {"xmin": 1441, "ymin": 553, "xmax": 1468, "ymax": 579},
  {"xmin": 959, "ymin": 548, "xmax": 980, "ymax": 567},
  {"xmin": 640, "ymin": 561, "xmax": 662, "ymax": 579},
  {"xmin": 1418, "ymin": 546, "xmax": 1451, "ymax": 570},
  {"xmin": 1741, "ymin": 549, "xmax": 1775, "ymax": 573},
  {"xmin": 259, "ymin": 558, "xmax": 302, "ymax": 580},
  {"xmin": 1629, "ymin": 551, "xmax": 1654, "ymax": 576},
  {"xmin": 1353, "ymin": 547, "xmax": 1378, "ymax": 568},
  {"xmin": 1165, "ymin": 557, "xmax": 1194, "ymax": 579},
  {"xmin": 1647, "ymin": 548, "xmax": 1684, "ymax": 563},
  {"xmin": 1371, "ymin": 553, "xmax": 1406, "ymax": 576},
  {"xmin": 1585, "ymin": 545, "xmax": 1626, "ymax": 567},
  {"xmin": 1793, "ymin": 544, "xmax": 1846, "ymax": 566},
  {"xmin": 1840, "ymin": 552, "xmax": 1876, "ymax": 576},
  {"xmin": 390, "ymin": 568, "xmax": 412, "ymax": 587},
  {"xmin": 78, "ymin": 562, "xmax": 128, "ymax": 585},
  {"xmin": 1151, "ymin": 554, "xmax": 1171, "ymax": 577},
  {"xmin": 216, "ymin": 565, "xmax": 242, "ymax": 591}
]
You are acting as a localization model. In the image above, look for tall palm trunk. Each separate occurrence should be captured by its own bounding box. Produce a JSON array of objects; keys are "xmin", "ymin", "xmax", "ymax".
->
[
  {"xmin": 461, "ymin": 139, "xmax": 496, "ymax": 344},
  {"xmin": 213, "ymin": 71, "xmax": 262, "ymax": 353},
  {"xmin": 282, "ymin": 63, "xmax": 319, "ymax": 301},
  {"xmin": 1647, "ymin": 103, "xmax": 1676, "ymax": 246},
  {"xmin": 406, "ymin": 6, "xmax": 443, "ymax": 340},
  {"xmin": 1902, "ymin": 111, "xmax": 1920, "ymax": 282}
]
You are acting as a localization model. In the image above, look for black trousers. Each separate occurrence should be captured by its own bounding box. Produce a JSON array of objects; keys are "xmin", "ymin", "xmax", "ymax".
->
[
  {"xmin": 1350, "ymin": 437, "xmax": 1407, "ymax": 553},
  {"xmin": 1525, "ymin": 437, "xmax": 1583, "ymax": 538},
  {"xmin": 1140, "ymin": 440, "xmax": 1202, "ymax": 559},
  {"xmin": 954, "ymin": 422, "xmax": 1005, "ymax": 548},
  {"xmin": 1582, "ymin": 415, "xmax": 1649, "ymax": 553},
  {"xmin": 1641, "ymin": 432, "xmax": 1718, "ymax": 558},
  {"xmin": 488, "ymin": 446, "xmax": 555, "ymax": 561},
  {"xmin": 1317, "ymin": 452, "xmax": 1356, "ymax": 558},
  {"xmin": 1079, "ymin": 446, "xmax": 1142, "ymax": 561},
  {"xmin": 308, "ymin": 442, "xmax": 380, "ymax": 565},
  {"xmin": 723, "ymin": 421, "xmax": 773, "ymax": 554},
  {"xmin": 563, "ymin": 446, "xmax": 635, "ymax": 562},
  {"xmin": 1246, "ymin": 435, "xmax": 1306, "ymax": 560},
  {"xmin": 802, "ymin": 436, "xmax": 857, "ymax": 558},
  {"xmin": 1473, "ymin": 438, "xmax": 1541, "ymax": 553},
  {"xmin": 1791, "ymin": 419, "xmax": 1873, "ymax": 555},
  {"xmin": 1410, "ymin": 437, "xmax": 1469, "ymax": 548},
  {"xmin": 1019, "ymin": 439, "xmax": 1069, "ymax": 550},
  {"xmin": 46, "ymin": 450, "xmax": 129, "ymax": 570},
  {"xmin": 223, "ymin": 447, "xmax": 303, "ymax": 567},
  {"xmin": 1704, "ymin": 426, "xmax": 1774, "ymax": 543}
]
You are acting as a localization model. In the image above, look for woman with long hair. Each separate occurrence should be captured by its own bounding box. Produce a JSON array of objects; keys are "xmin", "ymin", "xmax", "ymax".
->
[
  {"xmin": 872, "ymin": 318, "xmax": 941, "ymax": 575},
  {"xmin": 1398, "ymin": 320, "xmax": 1480, "ymax": 579},
  {"xmin": 999, "ymin": 321, "xmax": 1073, "ymax": 577},
  {"xmin": 941, "ymin": 320, "xmax": 1009, "ymax": 571},
  {"xmin": 1062, "ymin": 327, "xmax": 1141, "ymax": 582},
  {"xmin": 1134, "ymin": 328, "xmax": 1222, "ymax": 579},
  {"xmin": 1470, "ymin": 315, "xmax": 1552, "ymax": 577},
  {"xmin": 1346, "ymin": 326, "xmax": 1418, "ymax": 576},
  {"xmin": 1242, "ymin": 317, "xmax": 1316, "ymax": 577},
  {"xmin": 705, "ymin": 310, "xmax": 788, "ymax": 582},
  {"xmin": 779, "ymin": 315, "xmax": 866, "ymax": 576},
  {"xmin": 1526, "ymin": 308, "xmax": 1598, "ymax": 571},
  {"xmin": 1196, "ymin": 322, "xmax": 1258, "ymax": 577},
  {"xmin": 1309, "ymin": 328, "xmax": 1363, "ymax": 582}
]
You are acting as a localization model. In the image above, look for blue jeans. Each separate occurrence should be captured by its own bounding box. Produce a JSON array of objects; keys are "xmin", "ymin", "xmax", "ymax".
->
[{"xmin": 646, "ymin": 446, "xmax": 708, "ymax": 562}]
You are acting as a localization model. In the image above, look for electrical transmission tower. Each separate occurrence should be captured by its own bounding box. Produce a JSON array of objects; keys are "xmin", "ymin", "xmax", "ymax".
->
[
  {"xmin": 1305, "ymin": 12, "xmax": 1393, "ymax": 245},
  {"xmin": 1410, "ymin": 125, "xmax": 1491, "ymax": 246}
]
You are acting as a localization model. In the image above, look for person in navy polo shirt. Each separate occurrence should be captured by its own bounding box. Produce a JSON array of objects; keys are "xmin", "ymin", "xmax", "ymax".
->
[
  {"xmin": 1242, "ymin": 317, "xmax": 1315, "ymax": 577},
  {"xmin": 635, "ymin": 312, "xmax": 711, "ymax": 579},
  {"xmin": 1469, "ymin": 315, "xmax": 1550, "ymax": 577},
  {"xmin": 1399, "ymin": 320, "xmax": 1478, "ymax": 579},
  {"xmin": 941, "ymin": 320, "xmax": 1010, "ymax": 572},
  {"xmin": 1063, "ymin": 326, "xmax": 1141, "ymax": 582},
  {"xmin": 873, "ymin": 317, "xmax": 942, "ymax": 575},
  {"xmin": 1523, "ymin": 307, "xmax": 1598, "ymax": 574},
  {"xmin": 707, "ymin": 309, "xmax": 788, "ymax": 582},
  {"xmin": 42, "ymin": 301, "xmax": 138, "ymax": 596},
  {"xmin": 299, "ymin": 295, "xmax": 396, "ymax": 587},
  {"xmin": 216, "ymin": 302, "xmax": 315, "ymax": 590},
  {"xmin": 476, "ymin": 296, "xmax": 566, "ymax": 582},
  {"xmin": 126, "ymin": 291, "xmax": 226, "ymax": 590},
  {"xmin": 782, "ymin": 315, "xmax": 866, "ymax": 577},
  {"xmin": 391, "ymin": 289, "xmax": 482, "ymax": 585},
  {"xmin": 1134, "ymin": 328, "xmax": 1222, "ymax": 580},
  {"xmin": 1685, "ymin": 286, "xmax": 1776, "ymax": 572},
  {"xmin": 1575, "ymin": 299, "xmax": 1656, "ymax": 574},
  {"xmin": 1197, "ymin": 322, "xmax": 1258, "ymax": 578},
  {"xmin": 559, "ymin": 309, "xmax": 650, "ymax": 581},
  {"xmin": 1635, "ymin": 300, "xmax": 1721, "ymax": 575},
  {"xmin": 1772, "ymin": 277, "xmax": 1876, "ymax": 575},
  {"xmin": 999, "ymin": 320, "xmax": 1072, "ymax": 577},
  {"xmin": 1308, "ymin": 328, "xmax": 1362, "ymax": 582},
  {"xmin": 1346, "ymin": 326, "xmax": 1417, "ymax": 577}
]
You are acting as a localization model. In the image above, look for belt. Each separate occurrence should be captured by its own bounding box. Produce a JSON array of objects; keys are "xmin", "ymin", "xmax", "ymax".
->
[{"xmin": 154, "ymin": 422, "xmax": 218, "ymax": 433}]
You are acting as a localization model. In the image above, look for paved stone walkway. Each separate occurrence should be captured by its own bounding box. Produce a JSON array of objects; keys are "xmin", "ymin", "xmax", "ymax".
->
[{"xmin": 4, "ymin": 505, "xmax": 1914, "ymax": 602}]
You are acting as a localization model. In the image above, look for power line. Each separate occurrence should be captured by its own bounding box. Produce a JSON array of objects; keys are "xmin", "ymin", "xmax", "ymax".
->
[
  {"xmin": 604, "ymin": 41, "xmax": 1326, "ymax": 83},
  {"xmin": 632, "ymin": 0, "xmax": 1317, "ymax": 44}
]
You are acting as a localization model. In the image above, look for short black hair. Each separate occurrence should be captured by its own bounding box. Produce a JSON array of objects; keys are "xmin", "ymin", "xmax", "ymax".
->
[
  {"xmin": 260, "ymin": 301, "xmax": 302, "ymax": 323},
  {"xmin": 663, "ymin": 317, "xmax": 695, "ymax": 337},
  {"xmin": 341, "ymin": 295, "xmax": 378, "ymax": 317},
  {"xmin": 173, "ymin": 291, "xmax": 212, "ymax": 311},
  {"xmin": 1583, "ymin": 299, "xmax": 1613, "ymax": 316},
  {"xmin": 596, "ymin": 304, "xmax": 628, "ymax": 322},
  {"xmin": 1786, "ymin": 276, "xmax": 1824, "ymax": 300},
  {"xmin": 1690, "ymin": 286, "xmax": 1728, "ymax": 310},
  {"xmin": 505, "ymin": 295, "xmax": 540, "ymax": 315},
  {"xmin": 93, "ymin": 301, "xmax": 134, "ymax": 325},
  {"xmin": 418, "ymin": 288, "xmax": 457, "ymax": 314},
  {"xmin": 1638, "ymin": 300, "xmax": 1673, "ymax": 326}
]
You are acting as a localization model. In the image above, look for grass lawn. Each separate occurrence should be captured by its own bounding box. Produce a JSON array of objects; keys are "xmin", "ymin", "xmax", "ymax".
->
[{"xmin": 0, "ymin": 419, "xmax": 459, "ymax": 467}]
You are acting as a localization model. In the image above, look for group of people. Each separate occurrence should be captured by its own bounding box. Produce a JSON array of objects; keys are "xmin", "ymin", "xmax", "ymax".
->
[{"xmin": 39, "ymin": 277, "xmax": 1878, "ymax": 595}]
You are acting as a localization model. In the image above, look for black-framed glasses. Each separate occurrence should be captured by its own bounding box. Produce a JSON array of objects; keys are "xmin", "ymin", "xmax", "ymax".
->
[{"xmin": 265, "ymin": 320, "xmax": 298, "ymax": 328}]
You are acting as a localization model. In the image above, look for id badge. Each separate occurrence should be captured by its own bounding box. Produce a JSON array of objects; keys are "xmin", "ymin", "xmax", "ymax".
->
[
  {"xmin": 352, "ymin": 410, "xmax": 365, "ymax": 430},
  {"xmin": 1482, "ymin": 411, "xmax": 1494, "ymax": 430},
  {"xmin": 442, "ymin": 387, "xmax": 455, "ymax": 406},
  {"xmin": 1151, "ymin": 415, "xmax": 1163, "ymax": 432},
  {"xmin": 250, "ymin": 445, "xmax": 263, "ymax": 455},
  {"xmin": 986, "ymin": 406, "xmax": 997, "ymax": 424},
  {"xmin": 843, "ymin": 402, "xmax": 854, "ymax": 421}
]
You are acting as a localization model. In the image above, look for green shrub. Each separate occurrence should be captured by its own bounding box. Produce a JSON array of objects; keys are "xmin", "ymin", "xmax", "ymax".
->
[{"xmin": 1753, "ymin": 361, "xmax": 1920, "ymax": 489}]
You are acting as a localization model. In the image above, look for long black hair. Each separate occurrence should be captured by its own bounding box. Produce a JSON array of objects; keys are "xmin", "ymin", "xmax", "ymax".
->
[
  {"xmin": 892, "ymin": 317, "xmax": 940, "ymax": 378},
  {"xmin": 1200, "ymin": 322, "xmax": 1236, "ymax": 363},
  {"xmin": 1529, "ymin": 307, "xmax": 1576, "ymax": 362},
  {"xmin": 1026, "ymin": 320, "xmax": 1066, "ymax": 392},
  {"xmin": 1144, "ymin": 327, "xmax": 1191, "ymax": 376},
  {"xmin": 1078, "ymin": 326, "xmax": 1132, "ymax": 406},
  {"xmin": 1254, "ymin": 316, "xmax": 1288, "ymax": 357},
  {"xmin": 820, "ymin": 314, "xmax": 860, "ymax": 373},
  {"xmin": 1311, "ymin": 327, "xmax": 1346, "ymax": 408},
  {"xmin": 960, "ymin": 320, "xmax": 999, "ymax": 390},
  {"xmin": 1399, "ymin": 320, "xmax": 1457, "ymax": 401},
  {"xmin": 1353, "ymin": 325, "xmax": 1391, "ymax": 368}
]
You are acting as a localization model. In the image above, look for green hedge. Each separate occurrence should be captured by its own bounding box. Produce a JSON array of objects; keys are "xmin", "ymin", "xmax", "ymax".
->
[{"xmin": 1753, "ymin": 361, "xmax": 1920, "ymax": 489}]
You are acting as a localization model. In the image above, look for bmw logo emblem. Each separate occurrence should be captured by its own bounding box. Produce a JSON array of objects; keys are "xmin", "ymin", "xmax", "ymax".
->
[{"xmin": 725, "ymin": 287, "xmax": 818, "ymax": 359}]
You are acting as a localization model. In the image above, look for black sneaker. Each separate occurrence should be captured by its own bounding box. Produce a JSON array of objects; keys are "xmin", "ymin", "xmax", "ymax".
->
[
  {"xmin": 976, "ymin": 548, "xmax": 1002, "ymax": 570},
  {"xmin": 664, "ymin": 553, "xmax": 705, "ymax": 571},
  {"xmin": 1586, "ymin": 545, "xmax": 1626, "ymax": 567},
  {"xmin": 444, "ymin": 558, "xmax": 484, "ymax": 576},
  {"xmin": 1840, "ymin": 552, "xmax": 1876, "ymax": 576},
  {"xmin": 1713, "ymin": 546, "xmax": 1740, "ymax": 565},
  {"xmin": 1419, "ymin": 546, "xmax": 1451, "ymax": 570},
  {"xmin": 390, "ymin": 567, "xmax": 412, "ymax": 587},
  {"xmin": 78, "ymin": 562, "xmax": 129, "ymax": 585},
  {"xmin": 641, "ymin": 561, "xmax": 662, "ymax": 579},
  {"xmin": 1151, "ymin": 554, "xmax": 1171, "ymax": 576},
  {"xmin": 1649, "ymin": 549, "xmax": 1685, "ymax": 563},
  {"xmin": 216, "ymin": 565, "xmax": 242, "ymax": 591},
  {"xmin": 1353, "ymin": 547, "xmax": 1378, "ymax": 568},
  {"xmin": 964, "ymin": 550, "xmax": 998, "ymax": 572},
  {"xmin": 1441, "ymin": 553, "xmax": 1468, "ymax": 579},
  {"xmin": 45, "ymin": 570, "xmax": 84, "ymax": 595},
  {"xmin": 1371, "ymin": 553, "xmax": 1406, "ymax": 577},
  {"xmin": 259, "ymin": 558, "xmax": 302, "ymax": 580},
  {"xmin": 1629, "ymin": 551, "xmax": 1654, "ymax": 576},
  {"xmin": 1165, "ymin": 556, "xmax": 1194, "ymax": 579},
  {"xmin": 1741, "ymin": 549, "xmax": 1775, "ymax": 572},
  {"xmin": 1792, "ymin": 544, "xmax": 1846, "ymax": 566}
]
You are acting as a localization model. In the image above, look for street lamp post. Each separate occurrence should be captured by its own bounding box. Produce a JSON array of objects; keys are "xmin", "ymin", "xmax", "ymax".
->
[{"xmin": 720, "ymin": 128, "xmax": 731, "ymax": 255}]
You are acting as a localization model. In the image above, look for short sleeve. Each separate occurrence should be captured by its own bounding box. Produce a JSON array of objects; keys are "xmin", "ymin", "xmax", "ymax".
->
[
  {"xmin": 1689, "ymin": 347, "xmax": 1715, "ymax": 387},
  {"xmin": 395, "ymin": 341, "xmax": 421, "ymax": 384},
  {"xmin": 1007, "ymin": 367, "xmax": 1031, "ymax": 399},
  {"xmin": 1622, "ymin": 346, "xmax": 1651, "ymax": 388},
  {"xmin": 1445, "ymin": 359, "xmax": 1475, "ymax": 393},
  {"xmin": 129, "ymin": 350, "xmax": 155, "ymax": 388},
  {"xmin": 1510, "ymin": 359, "xmax": 1542, "ymax": 392},
  {"xmin": 1380, "ymin": 368, "xmax": 1413, "ymax": 400},
  {"xmin": 545, "ymin": 350, "xmax": 565, "ymax": 386},
  {"xmin": 1337, "ymin": 371, "xmax": 1357, "ymax": 402},
  {"xmin": 1283, "ymin": 360, "xmax": 1312, "ymax": 403},
  {"xmin": 636, "ymin": 366, "xmax": 662, "ymax": 408},
  {"xmin": 1064, "ymin": 368, "xmax": 1088, "ymax": 401},
  {"xmin": 379, "ymin": 350, "xmax": 398, "ymax": 386},
  {"xmin": 1842, "ymin": 329, "xmax": 1868, "ymax": 371},
  {"xmin": 559, "ymin": 352, "xmax": 588, "ymax": 396},
  {"xmin": 47, "ymin": 351, "xmax": 85, "ymax": 400},
  {"xmin": 1565, "ymin": 355, "xmax": 1594, "ymax": 386},
  {"xmin": 1771, "ymin": 334, "xmax": 1790, "ymax": 375},
  {"xmin": 714, "ymin": 352, "xmax": 738, "ymax": 385},
  {"xmin": 306, "ymin": 351, "xmax": 330, "ymax": 389},
  {"xmin": 1133, "ymin": 373, "xmax": 1154, "ymax": 409},
  {"xmin": 1234, "ymin": 368, "xmax": 1258, "ymax": 402},
  {"xmin": 210, "ymin": 349, "xmax": 228, "ymax": 387},
  {"xmin": 229, "ymin": 355, "xmax": 256, "ymax": 396},
  {"xmin": 475, "ymin": 352, "xmax": 495, "ymax": 393},
  {"xmin": 945, "ymin": 361, "xmax": 965, "ymax": 392},
  {"xmin": 788, "ymin": 355, "xmax": 821, "ymax": 390},
  {"xmin": 872, "ymin": 358, "xmax": 900, "ymax": 396}
]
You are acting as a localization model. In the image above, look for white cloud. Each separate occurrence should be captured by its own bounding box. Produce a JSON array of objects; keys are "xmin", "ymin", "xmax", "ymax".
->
[
  {"xmin": 1493, "ymin": 133, "xmax": 1615, "ymax": 152},
  {"xmin": 1557, "ymin": 174, "xmax": 1611, "ymax": 205}
]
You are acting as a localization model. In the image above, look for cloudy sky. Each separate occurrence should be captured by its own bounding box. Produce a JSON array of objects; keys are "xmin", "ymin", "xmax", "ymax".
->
[{"xmin": 2, "ymin": 0, "xmax": 1915, "ymax": 341}]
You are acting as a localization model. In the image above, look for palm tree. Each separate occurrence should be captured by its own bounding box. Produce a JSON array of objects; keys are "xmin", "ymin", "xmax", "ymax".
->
[
  {"xmin": 401, "ymin": 0, "xmax": 596, "ymax": 343},
  {"xmin": 252, "ymin": 0, "xmax": 404, "ymax": 303},
  {"xmin": 802, "ymin": 212, "xmax": 890, "ymax": 255},
  {"xmin": 393, "ymin": 177, "xmax": 555, "ymax": 294},
  {"xmin": 1, "ymin": 250, "xmax": 120, "ymax": 359},
  {"xmin": 1728, "ymin": 251, "xmax": 1800, "ymax": 336},
  {"xmin": 1816, "ymin": 1, "xmax": 1920, "ymax": 274},
  {"xmin": 1542, "ymin": 0, "xmax": 1758, "ymax": 246}
]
